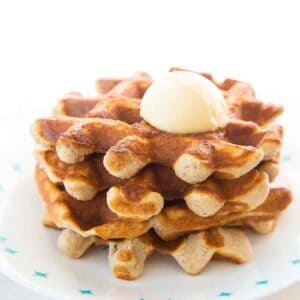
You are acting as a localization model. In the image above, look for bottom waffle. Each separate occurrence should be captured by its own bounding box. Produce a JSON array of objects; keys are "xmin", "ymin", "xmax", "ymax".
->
[
  {"xmin": 37, "ymin": 167, "xmax": 292, "ymax": 280},
  {"xmin": 58, "ymin": 227, "xmax": 252, "ymax": 280},
  {"xmin": 48, "ymin": 214, "xmax": 280, "ymax": 280}
]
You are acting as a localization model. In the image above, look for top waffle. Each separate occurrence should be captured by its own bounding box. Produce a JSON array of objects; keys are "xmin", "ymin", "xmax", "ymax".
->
[
  {"xmin": 54, "ymin": 68, "xmax": 283, "ymax": 127},
  {"xmin": 32, "ymin": 68, "xmax": 283, "ymax": 186}
]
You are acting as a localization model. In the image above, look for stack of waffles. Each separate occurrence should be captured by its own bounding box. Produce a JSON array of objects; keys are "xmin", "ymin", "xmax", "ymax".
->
[{"xmin": 32, "ymin": 67, "xmax": 292, "ymax": 280}]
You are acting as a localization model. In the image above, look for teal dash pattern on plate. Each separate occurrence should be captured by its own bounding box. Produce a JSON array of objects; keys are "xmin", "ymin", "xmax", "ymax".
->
[
  {"xmin": 34, "ymin": 271, "xmax": 48, "ymax": 278},
  {"xmin": 0, "ymin": 185, "xmax": 5, "ymax": 193},
  {"xmin": 11, "ymin": 163, "xmax": 22, "ymax": 172},
  {"xmin": 256, "ymin": 280, "xmax": 268, "ymax": 285},
  {"xmin": 219, "ymin": 291, "xmax": 232, "ymax": 297},
  {"xmin": 282, "ymin": 154, "xmax": 291, "ymax": 162},
  {"xmin": 0, "ymin": 236, "xmax": 7, "ymax": 242},
  {"xmin": 80, "ymin": 290, "xmax": 93, "ymax": 295},
  {"xmin": 4, "ymin": 247, "xmax": 18, "ymax": 255},
  {"xmin": 291, "ymin": 258, "xmax": 300, "ymax": 265}
]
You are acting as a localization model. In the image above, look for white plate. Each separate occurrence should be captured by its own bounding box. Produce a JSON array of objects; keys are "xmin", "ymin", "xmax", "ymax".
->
[{"xmin": 0, "ymin": 115, "xmax": 300, "ymax": 300}]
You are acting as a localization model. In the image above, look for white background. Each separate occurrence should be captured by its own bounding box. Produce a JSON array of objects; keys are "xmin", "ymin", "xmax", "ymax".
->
[{"xmin": 0, "ymin": 0, "xmax": 299, "ymax": 299}]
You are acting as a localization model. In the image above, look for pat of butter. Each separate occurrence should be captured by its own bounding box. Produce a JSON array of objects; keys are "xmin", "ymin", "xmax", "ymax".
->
[{"xmin": 140, "ymin": 71, "xmax": 229, "ymax": 134}]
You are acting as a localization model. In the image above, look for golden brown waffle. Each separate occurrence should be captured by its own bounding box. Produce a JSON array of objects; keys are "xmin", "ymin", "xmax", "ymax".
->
[
  {"xmin": 47, "ymin": 208, "xmax": 277, "ymax": 280},
  {"xmin": 36, "ymin": 166, "xmax": 150, "ymax": 239},
  {"xmin": 36, "ymin": 149, "xmax": 270, "ymax": 220},
  {"xmin": 33, "ymin": 68, "xmax": 291, "ymax": 282},
  {"xmin": 257, "ymin": 156, "xmax": 280, "ymax": 182},
  {"xmin": 95, "ymin": 71, "xmax": 152, "ymax": 98},
  {"xmin": 54, "ymin": 94, "xmax": 142, "ymax": 124},
  {"xmin": 87, "ymin": 70, "xmax": 151, "ymax": 123},
  {"xmin": 152, "ymin": 187, "xmax": 292, "ymax": 240},
  {"xmin": 36, "ymin": 166, "xmax": 291, "ymax": 240},
  {"xmin": 54, "ymin": 72, "xmax": 151, "ymax": 124},
  {"xmin": 53, "ymin": 93, "xmax": 99, "ymax": 118},
  {"xmin": 57, "ymin": 227, "xmax": 252, "ymax": 280},
  {"xmin": 32, "ymin": 117, "xmax": 283, "ymax": 184},
  {"xmin": 50, "ymin": 69, "xmax": 283, "ymax": 203},
  {"xmin": 55, "ymin": 70, "xmax": 283, "ymax": 128},
  {"xmin": 33, "ymin": 69, "xmax": 283, "ymax": 185}
]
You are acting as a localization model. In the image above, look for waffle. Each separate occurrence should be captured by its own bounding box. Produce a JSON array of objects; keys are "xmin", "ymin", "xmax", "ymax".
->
[
  {"xmin": 95, "ymin": 71, "xmax": 152, "ymax": 98},
  {"xmin": 55, "ymin": 70, "xmax": 283, "ymax": 128},
  {"xmin": 152, "ymin": 187, "xmax": 291, "ymax": 240},
  {"xmin": 57, "ymin": 227, "xmax": 252, "ymax": 280},
  {"xmin": 36, "ymin": 149, "xmax": 271, "ymax": 219},
  {"xmin": 36, "ymin": 165, "xmax": 291, "ymax": 241},
  {"xmin": 33, "ymin": 68, "xmax": 283, "ymax": 185},
  {"xmin": 53, "ymin": 93, "xmax": 99, "ymax": 118},
  {"xmin": 54, "ymin": 72, "xmax": 152, "ymax": 123},
  {"xmin": 54, "ymin": 94, "xmax": 142, "ymax": 124},
  {"xmin": 36, "ymin": 166, "xmax": 150, "ymax": 239},
  {"xmin": 257, "ymin": 156, "xmax": 279, "ymax": 182},
  {"xmin": 32, "ymin": 117, "xmax": 282, "ymax": 187},
  {"xmin": 33, "ymin": 68, "xmax": 291, "ymax": 281}
]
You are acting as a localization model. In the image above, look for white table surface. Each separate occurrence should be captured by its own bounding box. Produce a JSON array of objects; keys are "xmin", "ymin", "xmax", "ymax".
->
[{"xmin": 0, "ymin": 0, "xmax": 299, "ymax": 298}]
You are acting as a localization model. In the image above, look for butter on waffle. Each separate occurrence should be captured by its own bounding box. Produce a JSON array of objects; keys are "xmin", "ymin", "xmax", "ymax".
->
[
  {"xmin": 32, "ymin": 116, "xmax": 282, "ymax": 185},
  {"xmin": 54, "ymin": 70, "xmax": 283, "ymax": 128},
  {"xmin": 33, "ymin": 68, "xmax": 291, "ymax": 282},
  {"xmin": 36, "ymin": 165, "xmax": 291, "ymax": 240},
  {"xmin": 33, "ymin": 69, "xmax": 283, "ymax": 184},
  {"xmin": 170, "ymin": 67, "xmax": 284, "ymax": 126},
  {"xmin": 57, "ymin": 227, "xmax": 252, "ymax": 280},
  {"xmin": 36, "ymin": 150, "xmax": 270, "ymax": 219},
  {"xmin": 50, "ymin": 72, "xmax": 282, "ymax": 188}
]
